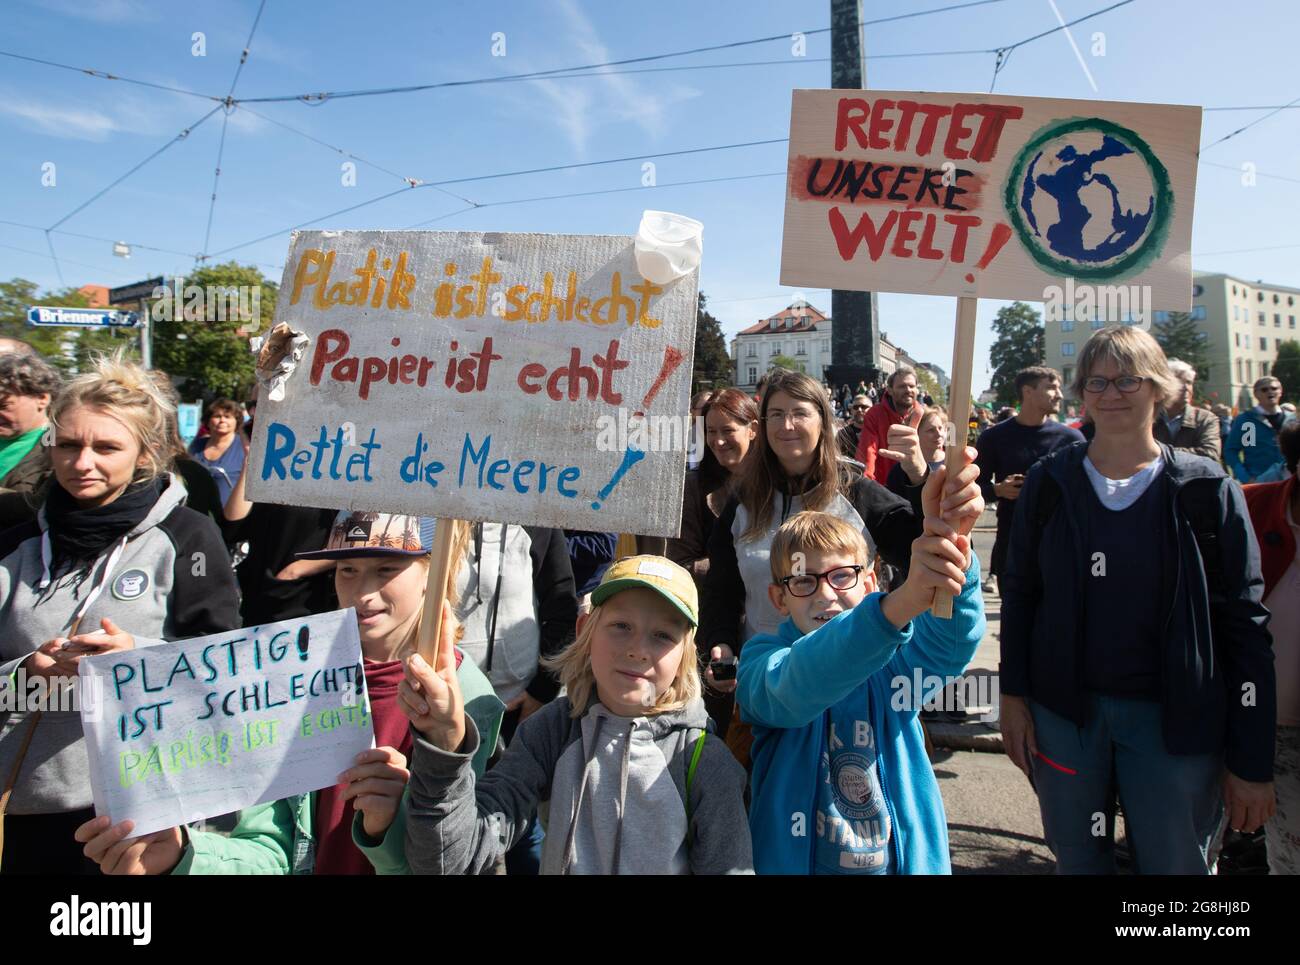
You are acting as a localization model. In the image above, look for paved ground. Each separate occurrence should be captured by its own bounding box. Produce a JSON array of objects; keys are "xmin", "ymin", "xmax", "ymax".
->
[
  {"xmin": 934, "ymin": 746, "xmax": 1057, "ymax": 874},
  {"xmin": 928, "ymin": 509, "xmax": 1058, "ymax": 873}
]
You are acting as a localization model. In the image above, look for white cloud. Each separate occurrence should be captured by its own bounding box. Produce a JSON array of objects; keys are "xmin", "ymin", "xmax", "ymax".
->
[
  {"xmin": 0, "ymin": 100, "xmax": 119, "ymax": 140},
  {"xmin": 513, "ymin": 0, "xmax": 701, "ymax": 154},
  {"xmin": 27, "ymin": 0, "xmax": 155, "ymax": 22}
]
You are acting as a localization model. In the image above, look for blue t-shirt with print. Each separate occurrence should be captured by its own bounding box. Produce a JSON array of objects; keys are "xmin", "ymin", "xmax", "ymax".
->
[{"xmin": 814, "ymin": 683, "xmax": 894, "ymax": 874}]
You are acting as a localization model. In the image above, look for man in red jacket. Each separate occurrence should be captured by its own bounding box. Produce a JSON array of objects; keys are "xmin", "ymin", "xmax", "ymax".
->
[{"xmin": 855, "ymin": 366, "xmax": 920, "ymax": 483}]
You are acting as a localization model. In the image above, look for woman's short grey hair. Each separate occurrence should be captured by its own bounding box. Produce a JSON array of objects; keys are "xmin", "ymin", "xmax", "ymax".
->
[{"xmin": 1166, "ymin": 358, "xmax": 1196, "ymax": 383}]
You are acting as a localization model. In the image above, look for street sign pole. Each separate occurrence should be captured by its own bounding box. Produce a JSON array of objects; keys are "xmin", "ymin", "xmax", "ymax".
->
[{"xmin": 139, "ymin": 309, "xmax": 152, "ymax": 368}]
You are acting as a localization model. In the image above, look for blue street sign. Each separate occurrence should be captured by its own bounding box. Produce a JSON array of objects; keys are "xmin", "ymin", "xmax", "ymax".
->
[{"xmin": 26, "ymin": 306, "xmax": 140, "ymax": 328}]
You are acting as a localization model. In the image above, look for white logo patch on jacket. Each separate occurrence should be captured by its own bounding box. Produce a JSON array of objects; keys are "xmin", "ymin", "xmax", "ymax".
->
[{"xmin": 112, "ymin": 569, "xmax": 150, "ymax": 600}]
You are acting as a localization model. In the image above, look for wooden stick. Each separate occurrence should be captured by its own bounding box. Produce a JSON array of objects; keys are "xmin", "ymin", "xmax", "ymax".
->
[
  {"xmin": 931, "ymin": 295, "xmax": 978, "ymax": 619},
  {"xmin": 417, "ymin": 517, "xmax": 460, "ymax": 663}
]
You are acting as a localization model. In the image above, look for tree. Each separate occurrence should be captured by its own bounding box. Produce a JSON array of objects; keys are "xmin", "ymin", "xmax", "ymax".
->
[
  {"xmin": 915, "ymin": 367, "xmax": 947, "ymax": 407},
  {"xmin": 770, "ymin": 354, "xmax": 802, "ymax": 373},
  {"xmin": 1154, "ymin": 311, "xmax": 1209, "ymax": 392},
  {"xmin": 1275, "ymin": 340, "xmax": 1300, "ymax": 405},
  {"xmin": 988, "ymin": 301, "xmax": 1045, "ymax": 406},
  {"xmin": 0, "ymin": 278, "xmax": 99, "ymax": 369},
  {"xmin": 150, "ymin": 262, "xmax": 278, "ymax": 400},
  {"xmin": 692, "ymin": 291, "xmax": 732, "ymax": 392}
]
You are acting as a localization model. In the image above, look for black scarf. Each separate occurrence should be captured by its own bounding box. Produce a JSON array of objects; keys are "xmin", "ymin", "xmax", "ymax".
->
[{"xmin": 44, "ymin": 477, "xmax": 163, "ymax": 575}]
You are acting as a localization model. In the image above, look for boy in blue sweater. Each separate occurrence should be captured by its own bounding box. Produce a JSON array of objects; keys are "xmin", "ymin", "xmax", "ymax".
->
[{"xmin": 739, "ymin": 473, "xmax": 985, "ymax": 874}]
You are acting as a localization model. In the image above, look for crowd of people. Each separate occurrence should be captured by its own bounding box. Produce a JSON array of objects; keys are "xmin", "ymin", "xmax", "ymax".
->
[{"xmin": 0, "ymin": 322, "xmax": 1295, "ymax": 876}]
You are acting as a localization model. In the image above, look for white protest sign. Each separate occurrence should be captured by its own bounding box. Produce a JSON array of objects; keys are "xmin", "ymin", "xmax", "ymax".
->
[
  {"xmin": 78, "ymin": 609, "xmax": 370, "ymax": 837},
  {"xmin": 245, "ymin": 230, "xmax": 699, "ymax": 537},
  {"xmin": 780, "ymin": 89, "xmax": 1200, "ymax": 309}
]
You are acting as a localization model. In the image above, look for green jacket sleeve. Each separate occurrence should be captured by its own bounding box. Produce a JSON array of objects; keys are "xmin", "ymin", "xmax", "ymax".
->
[
  {"xmin": 172, "ymin": 800, "xmax": 296, "ymax": 875},
  {"xmin": 352, "ymin": 790, "xmax": 410, "ymax": 875}
]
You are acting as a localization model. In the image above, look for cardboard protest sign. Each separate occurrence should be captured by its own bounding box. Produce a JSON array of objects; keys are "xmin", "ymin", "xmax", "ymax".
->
[
  {"xmin": 780, "ymin": 90, "xmax": 1200, "ymax": 309},
  {"xmin": 78, "ymin": 610, "xmax": 370, "ymax": 837},
  {"xmin": 245, "ymin": 230, "xmax": 699, "ymax": 536}
]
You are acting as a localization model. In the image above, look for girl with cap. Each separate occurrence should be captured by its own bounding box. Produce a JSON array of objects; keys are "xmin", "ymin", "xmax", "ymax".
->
[
  {"xmin": 0, "ymin": 352, "xmax": 240, "ymax": 874},
  {"xmin": 74, "ymin": 513, "xmax": 505, "ymax": 875},
  {"xmin": 402, "ymin": 555, "xmax": 753, "ymax": 874}
]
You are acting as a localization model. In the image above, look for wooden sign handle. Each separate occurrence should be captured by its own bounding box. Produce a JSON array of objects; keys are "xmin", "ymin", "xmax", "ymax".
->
[
  {"xmin": 931, "ymin": 296, "xmax": 978, "ymax": 619},
  {"xmin": 417, "ymin": 517, "xmax": 461, "ymax": 663}
]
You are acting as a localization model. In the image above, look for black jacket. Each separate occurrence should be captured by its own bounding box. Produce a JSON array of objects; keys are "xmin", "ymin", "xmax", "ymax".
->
[{"xmin": 999, "ymin": 441, "xmax": 1275, "ymax": 781}]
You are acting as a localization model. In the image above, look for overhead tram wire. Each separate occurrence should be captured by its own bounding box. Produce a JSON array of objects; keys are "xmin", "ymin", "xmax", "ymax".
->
[
  {"xmin": 205, "ymin": 136, "xmax": 788, "ymax": 257},
  {"xmin": 43, "ymin": 232, "xmax": 65, "ymax": 287},
  {"xmin": 46, "ymin": 104, "xmax": 223, "ymax": 232},
  {"xmin": 234, "ymin": 0, "xmax": 1010, "ymax": 104},
  {"xmin": 403, "ymin": 171, "xmax": 787, "ymax": 228},
  {"xmin": 226, "ymin": 0, "xmax": 267, "ymax": 98},
  {"xmin": 199, "ymin": 0, "xmax": 269, "ymax": 263},
  {"xmin": 989, "ymin": 0, "xmax": 1137, "ymax": 91},
  {"xmin": 0, "ymin": 240, "xmax": 142, "ymax": 279},
  {"xmin": 233, "ymin": 104, "xmax": 479, "ymax": 207},
  {"xmin": 1200, "ymin": 92, "xmax": 1300, "ymax": 151},
  {"xmin": 0, "ymin": 49, "xmax": 223, "ymax": 102}
]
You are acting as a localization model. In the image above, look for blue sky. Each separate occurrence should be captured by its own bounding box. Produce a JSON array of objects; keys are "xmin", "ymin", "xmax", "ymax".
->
[{"xmin": 2, "ymin": 0, "xmax": 1298, "ymax": 393}]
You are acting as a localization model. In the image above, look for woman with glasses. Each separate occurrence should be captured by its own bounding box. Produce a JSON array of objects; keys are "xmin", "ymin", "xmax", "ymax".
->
[
  {"xmin": 697, "ymin": 369, "xmax": 983, "ymax": 704},
  {"xmin": 999, "ymin": 325, "xmax": 1276, "ymax": 874}
]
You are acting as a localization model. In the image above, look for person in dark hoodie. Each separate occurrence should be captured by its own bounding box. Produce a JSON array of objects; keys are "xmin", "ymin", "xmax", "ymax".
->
[
  {"xmin": 999, "ymin": 325, "xmax": 1276, "ymax": 874},
  {"xmin": 402, "ymin": 555, "xmax": 752, "ymax": 874},
  {"xmin": 0, "ymin": 353, "xmax": 239, "ymax": 874},
  {"xmin": 221, "ymin": 453, "xmax": 339, "ymax": 628}
]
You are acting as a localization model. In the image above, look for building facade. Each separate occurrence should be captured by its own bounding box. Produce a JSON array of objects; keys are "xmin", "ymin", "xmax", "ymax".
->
[
  {"xmin": 732, "ymin": 299, "xmax": 834, "ymax": 390},
  {"xmin": 730, "ymin": 300, "xmax": 935, "ymax": 395},
  {"xmin": 1041, "ymin": 271, "xmax": 1300, "ymax": 408}
]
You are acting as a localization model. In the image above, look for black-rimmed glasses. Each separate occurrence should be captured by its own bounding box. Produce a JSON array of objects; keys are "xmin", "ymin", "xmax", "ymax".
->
[
  {"xmin": 1082, "ymin": 375, "xmax": 1146, "ymax": 394},
  {"xmin": 780, "ymin": 565, "xmax": 864, "ymax": 597}
]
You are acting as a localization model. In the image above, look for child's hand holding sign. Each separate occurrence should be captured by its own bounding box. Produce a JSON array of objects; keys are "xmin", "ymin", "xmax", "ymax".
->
[
  {"xmin": 921, "ymin": 445, "xmax": 984, "ymax": 565},
  {"xmin": 74, "ymin": 817, "xmax": 184, "ymax": 876},
  {"xmin": 338, "ymin": 747, "xmax": 411, "ymax": 839},
  {"xmin": 399, "ymin": 600, "xmax": 466, "ymax": 753}
]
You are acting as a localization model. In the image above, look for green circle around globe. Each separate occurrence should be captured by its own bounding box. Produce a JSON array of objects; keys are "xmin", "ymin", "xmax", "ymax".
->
[{"xmin": 1002, "ymin": 117, "xmax": 1174, "ymax": 281}]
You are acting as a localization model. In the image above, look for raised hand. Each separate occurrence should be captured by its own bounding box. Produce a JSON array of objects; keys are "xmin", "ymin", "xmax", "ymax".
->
[
  {"xmin": 879, "ymin": 423, "xmax": 927, "ymax": 485},
  {"xmin": 339, "ymin": 746, "xmax": 411, "ymax": 838},
  {"xmin": 398, "ymin": 600, "xmax": 466, "ymax": 752},
  {"xmin": 74, "ymin": 815, "xmax": 184, "ymax": 875}
]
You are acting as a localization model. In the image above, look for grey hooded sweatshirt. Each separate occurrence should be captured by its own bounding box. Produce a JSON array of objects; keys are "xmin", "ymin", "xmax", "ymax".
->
[
  {"xmin": 0, "ymin": 474, "xmax": 240, "ymax": 814},
  {"xmin": 405, "ymin": 695, "xmax": 752, "ymax": 875}
]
